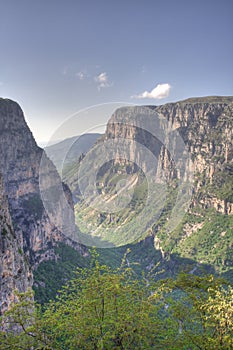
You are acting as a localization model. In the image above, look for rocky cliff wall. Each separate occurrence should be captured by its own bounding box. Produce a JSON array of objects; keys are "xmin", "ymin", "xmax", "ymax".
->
[
  {"xmin": 0, "ymin": 174, "xmax": 32, "ymax": 315},
  {"xmin": 0, "ymin": 98, "xmax": 85, "ymax": 313},
  {"xmin": 0, "ymin": 99, "xmax": 78, "ymax": 258},
  {"xmin": 105, "ymin": 97, "xmax": 233, "ymax": 214}
]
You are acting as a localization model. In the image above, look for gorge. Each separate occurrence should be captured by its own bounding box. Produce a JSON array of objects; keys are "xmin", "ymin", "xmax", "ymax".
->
[{"xmin": 0, "ymin": 96, "xmax": 232, "ymax": 312}]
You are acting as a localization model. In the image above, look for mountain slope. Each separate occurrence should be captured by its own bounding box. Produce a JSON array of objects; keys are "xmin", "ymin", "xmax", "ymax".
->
[{"xmin": 64, "ymin": 96, "xmax": 233, "ymax": 276}]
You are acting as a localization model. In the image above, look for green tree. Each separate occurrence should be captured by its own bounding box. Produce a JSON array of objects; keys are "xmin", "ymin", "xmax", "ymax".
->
[
  {"xmin": 0, "ymin": 290, "xmax": 51, "ymax": 349},
  {"xmin": 1, "ymin": 264, "xmax": 232, "ymax": 349},
  {"xmin": 157, "ymin": 273, "xmax": 233, "ymax": 349},
  {"xmin": 41, "ymin": 261, "xmax": 173, "ymax": 349}
]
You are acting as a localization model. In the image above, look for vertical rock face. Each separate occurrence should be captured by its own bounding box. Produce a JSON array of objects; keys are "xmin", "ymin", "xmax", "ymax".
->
[
  {"xmin": 0, "ymin": 99, "xmax": 77, "ymax": 256},
  {"xmin": 105, "ymin": 97, "xmax": 233, "ymax": 213},
  {"xmin": 0, "ymin": 98, "xmax": 81, "ymax": 312},
  {"xmin": 0, "ymin": 174, "xmax": 32, "ymax": 315}
]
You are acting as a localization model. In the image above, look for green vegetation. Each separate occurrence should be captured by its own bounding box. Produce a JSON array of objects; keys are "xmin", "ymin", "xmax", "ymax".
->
[
  {"xmin": 33, "ymin": 191, "xmax": 232, "ymax": 306},
  {"xmin": 33, "ymin": 244, "xmax": 89, "ymax": 305},
  {"xmin": 33, "ymin": 239, "xmax": 218, "ymax": 306},
  {"xmin": 33, "ymin": 242, "xmax": 161, "ymax": 304},
  {"xmin": 156, "ymin": 206, "xmax": 233, "ymax": 276},
  {"xmin": 1, "ymin": 227, "xmax": 8, "ymax": 236},
  {"xmin": 1, "ymin": 260, "xmax": 233, "ymax": 350},
  {"xmin": 208, "ymin": 164, "xmax": 233, "ymax": 203},
  {"xmin": 178, "ymin": 96, "xmax": 233, "ymax": 104}
]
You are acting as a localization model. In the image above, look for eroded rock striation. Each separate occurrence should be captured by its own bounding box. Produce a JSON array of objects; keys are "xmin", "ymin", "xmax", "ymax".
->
[{"xmin": 105, "ymin": 96, "xmax": 233, "ymax": 213}]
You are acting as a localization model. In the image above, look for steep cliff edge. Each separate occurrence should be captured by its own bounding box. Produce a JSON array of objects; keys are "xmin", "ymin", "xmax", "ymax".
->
[
  {"xmin": 103, "ymin": 96, "xmax": 233, "ymax": 213},
  {"xmin": 156, "ymin": 97, "xmax": 233, "ymax": 214},
  {"xmin": 0, "ymin": 98, "xmax": 78, "ymax": 257},
  {"xmin": 0, "ymin": 174, "xmax": 32, "ymax": 315},
  {"xmin": 0, "ymin": 98, "xmax": 85, "ymax": 312}
]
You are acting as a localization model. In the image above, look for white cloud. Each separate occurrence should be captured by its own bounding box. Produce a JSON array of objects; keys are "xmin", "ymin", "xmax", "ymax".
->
[
  {"xmin": 133, "ymin": 83, "xmax": 171, "ymax": 99},
  {"xmin": 94, "ymin": 72, "xmax": 111, "ymax": 90}
]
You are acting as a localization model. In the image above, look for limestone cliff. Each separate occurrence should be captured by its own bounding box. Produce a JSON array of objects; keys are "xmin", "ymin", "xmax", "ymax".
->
[
  {"xmin": 105, "ymin": 96, "xmax": 233, "ymax": 214},
  {"xmin": 157, "ymin": 97, "xmax": 233, "ymax": 214},
  {"xmin": 0, "ymin": 98, "xmax": 85, "ymax": 312},
  {"xmin": 0, "ymin": 174, "xmax": 32, "ymax": 315}
]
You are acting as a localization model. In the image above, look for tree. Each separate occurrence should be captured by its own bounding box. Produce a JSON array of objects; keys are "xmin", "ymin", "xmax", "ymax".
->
[
  {"xmin": 157, "ymin": 273, "xmax": 233, "ymax": 349},
  {"xmin": 40, "ymin": 261, "xmax": 172, "ymax": 349},
  {"xmin": 0, "ymin": 290, "xmax": 51, "ymax": 350},
  {"xmin": 1, "ymin": 262, "xmax": 232, "ymax": 349}
]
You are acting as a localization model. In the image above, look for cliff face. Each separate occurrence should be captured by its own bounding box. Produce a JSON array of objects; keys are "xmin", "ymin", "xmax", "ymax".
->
[
  {"xmin": 96, "ymin": 97, "xmax": 233, "ymax": 269},
  {"xmin": 105, "ymin": 97, "xmax": 233, "ymax": 214},
  {"xmin": 0, "ymin": 98, "xmax": 83, "ymax": 313},
  {"xmin": 157, "ymin": 98, "xmax": 233, "ymax": 214},
  {"xmin": 0, "ymin": 99, "xmax": 77, "ymax": 257},
  {"xmin": 0, "ymin": 175, "xmax": 32, "ymax": 315}
]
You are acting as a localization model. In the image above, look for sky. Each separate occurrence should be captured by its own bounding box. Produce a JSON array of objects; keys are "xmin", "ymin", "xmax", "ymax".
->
[{"xmin": 0, "ymin": 0, "xmax": 232, "ymax": 144}]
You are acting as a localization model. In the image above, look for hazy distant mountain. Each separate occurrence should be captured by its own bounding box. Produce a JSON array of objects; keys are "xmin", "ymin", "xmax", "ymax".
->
[{"xmin": 45, "ymin": 133, "xmax": 102, "ymax": 175}]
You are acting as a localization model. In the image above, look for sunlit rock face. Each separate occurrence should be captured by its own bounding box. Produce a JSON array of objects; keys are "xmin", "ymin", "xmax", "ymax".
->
[{"xmin": 105, "ymin": 97, "xmax": 233, "ymax": 213}]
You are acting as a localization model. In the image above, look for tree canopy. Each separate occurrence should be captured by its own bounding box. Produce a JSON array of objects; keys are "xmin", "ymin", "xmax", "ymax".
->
[{"xmin": 1, "ymin": 259, "xmax": 232, "ymax": 350}]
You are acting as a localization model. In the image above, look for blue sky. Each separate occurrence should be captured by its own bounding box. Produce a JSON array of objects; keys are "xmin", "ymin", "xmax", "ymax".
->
[{"xmin": 0, "ymin": 0, "xmax": 232, "ymax": 143}]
